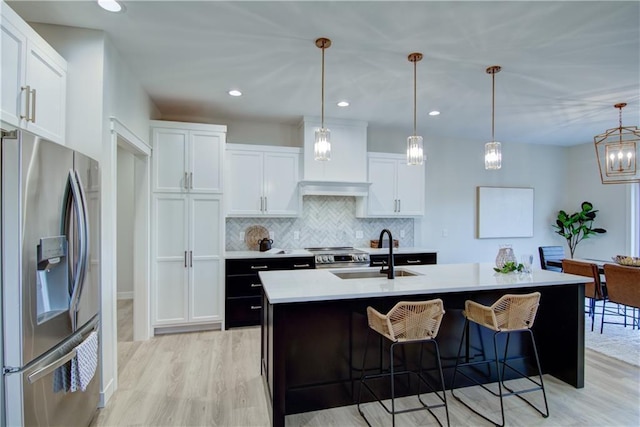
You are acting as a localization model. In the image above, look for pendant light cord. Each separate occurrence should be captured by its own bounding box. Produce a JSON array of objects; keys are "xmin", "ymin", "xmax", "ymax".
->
[
  {"xmin": 491, "ymin": 70, "xmax": 495, "ymax": 142},
  {"xmin": 413, "ymin": 58, "xmax": 417, "ymax": 137},
  {"xmin": 321, "ymin": 41, "xmax": 325, "ymax": 129}
]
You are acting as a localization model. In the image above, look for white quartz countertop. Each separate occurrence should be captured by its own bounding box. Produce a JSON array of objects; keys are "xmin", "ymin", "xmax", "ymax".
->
[
  {"xmin": 362, "ymin": 247, "xmax": 437, "ymax": 255},
  {"xmin": 259, "ymin": 263, "xmax": 589, "ymax": 304},
  {"xmin": 225, "ymin": 249, "xmax": 313, "ymax": 259},
  {"xmin": 225, "ymin": 247, "xmax": 435, "ymax": 259}
]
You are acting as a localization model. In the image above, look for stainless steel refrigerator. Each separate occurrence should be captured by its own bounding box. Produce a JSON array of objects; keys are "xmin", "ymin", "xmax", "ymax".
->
[{"xmin": 1, "ymin": 129, "xmax": 101, "ymax": 426}]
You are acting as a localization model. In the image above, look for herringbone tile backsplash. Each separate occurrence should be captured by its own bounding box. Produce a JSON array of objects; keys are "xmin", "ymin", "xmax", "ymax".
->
[{"xmin": 226, "ymin": 196, "xmax": 414, "ymax": 251}]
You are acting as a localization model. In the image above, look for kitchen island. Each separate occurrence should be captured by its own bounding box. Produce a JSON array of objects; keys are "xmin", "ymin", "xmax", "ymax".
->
[{"xmin": 259, "ymin": 263, "xmax": 588, "ymax": 427}]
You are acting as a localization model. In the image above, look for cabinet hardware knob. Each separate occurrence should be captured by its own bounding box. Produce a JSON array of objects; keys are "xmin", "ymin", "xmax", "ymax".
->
[
  {"xmin": 250, "ymin": 283, "xmax": 262, "ymax": 287},
  {"xmin": 250, "ymin": 305, "xmax": 262, "ymax": 310},
  {"xmin": 190, "ymin": 251, "xmax": 193, "ymax": 267},
  {"xmin": 184, "ymin": 251, "xmax": 187, "ymax": 268},
  {"xmin": 189, "ymin": 172, "xmax": 193, "ymax": 189},
  {"xmin": 250, "ymin": 265, "xmax": 268, "ymax": 270},
  {"xmin": 293, "ymin": 264, "xmax": 310, "ymax": 268},
  {"xmin": 30, "ymin": 88, "xmax": 36, "ymax": 123},
  {"xmin": 406, "ymin": 259, "xmax": 421, "ymax": 264},
  {"xmin": 184, "ymin": 172, "xmax": 188, "ymax": 190}
]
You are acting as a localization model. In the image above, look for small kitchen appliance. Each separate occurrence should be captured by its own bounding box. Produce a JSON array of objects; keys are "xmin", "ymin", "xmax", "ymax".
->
[
  {"xmin": 259, "ymin": 238, "xmax": 273, "ymax": 252},
  {"xmin": 305, "ymin": 247, "xmax": 370, "ymax": 268}
]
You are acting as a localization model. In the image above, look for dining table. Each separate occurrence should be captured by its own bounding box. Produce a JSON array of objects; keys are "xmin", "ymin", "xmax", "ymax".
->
[{"xmin": 547, "ymin": 258, "xmax": 609, "ymax": 274}]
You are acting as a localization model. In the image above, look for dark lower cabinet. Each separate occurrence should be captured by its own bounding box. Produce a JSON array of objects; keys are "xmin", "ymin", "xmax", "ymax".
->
[
  {"xmin": 225, "ymin": 256, "xmax": 314, "ymax": 328},
  {"xmin": 370, "ymin": 251, "xmax": 437, "ymax": 267}
]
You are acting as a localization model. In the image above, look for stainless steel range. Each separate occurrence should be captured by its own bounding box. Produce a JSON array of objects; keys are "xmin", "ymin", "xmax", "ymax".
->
[{"xmin": 306, "ymin": 247, "xmax": 370, "ymax": 268}]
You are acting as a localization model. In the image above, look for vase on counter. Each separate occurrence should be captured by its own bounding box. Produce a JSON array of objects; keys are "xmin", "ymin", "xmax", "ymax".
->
[{"xmin": 495, "ymin": 244, "xmax": 517, "ymax": 268}]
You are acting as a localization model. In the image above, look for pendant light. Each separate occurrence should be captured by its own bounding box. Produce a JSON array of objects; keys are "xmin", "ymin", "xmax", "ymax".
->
[
  {"xmin": 594, "ymin": 103, "xmax": 640, "ymax": 184},
  {"xmin": 485, "ymin": 65, "xmax": 502, "ymax": 170},
  {"xmin": 407, "ymin": 52, "xmax": 424, "ymax": 166},
  {"xmin": 314, "ymin": 37, "xmax": 331, "ymax": 161}
]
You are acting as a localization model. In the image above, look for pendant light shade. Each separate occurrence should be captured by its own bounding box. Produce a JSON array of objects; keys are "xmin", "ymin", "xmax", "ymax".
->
[
  {"xmin": 594, "ymin": 103, "xmax": 640, "ymax": 184},
  {"xmin": 315, "ymin": 38, "xmax": 331, "ymax": 161},
  {"xmin": 407, "ymin": 52, "xmax": 424, "ymax": 165},
  {"xmin": 485, "ymin": 65, "xmax": 502, "ymax": 170}
]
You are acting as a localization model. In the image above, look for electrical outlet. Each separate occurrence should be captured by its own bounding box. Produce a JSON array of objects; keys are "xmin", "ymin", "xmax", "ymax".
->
[
  {"xmin": 442, "ymin": 229, "xmax": 448, "ymax": 237},
  {"xmin": 355, "ymin": 230, "xmax": 363, "ymax": 239},
  {"xmin": 239, "ymin": 231, "xmax": 245, "ymax": 241},
  {"xmin": 400, "ymin": 230, "xmax": 406, "ymax": 238},
  {"xmin": 294, "ymin": 231, "xmax": 300, "ymax": 240},
  {"xmin": 269, "ymin": 231, "xmax": 275, "ymax": 240}
]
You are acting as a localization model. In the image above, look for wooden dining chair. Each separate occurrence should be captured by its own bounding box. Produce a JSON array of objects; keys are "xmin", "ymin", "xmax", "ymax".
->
[
  {"xmin": 562, "ymin": 259, "xmax": 605, "ymax": 331},
  {"xmin": 601, "ymin": 263, "xmax": 640, "ymax": 333},
  {"xmin": 538, "ymin": 246, "xmax": 564, "ymax": 272}
]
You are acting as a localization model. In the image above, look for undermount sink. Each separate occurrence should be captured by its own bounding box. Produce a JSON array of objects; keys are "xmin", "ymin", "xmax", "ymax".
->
[{"xmin": 332, "ymin": 269, "xmax": 421, "ymax": 280}]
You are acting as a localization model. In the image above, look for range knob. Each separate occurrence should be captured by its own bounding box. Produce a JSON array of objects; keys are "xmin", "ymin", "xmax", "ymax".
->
[{"xmin": 316, "ymin": 255, "xmax": 324, "ymax": 264}]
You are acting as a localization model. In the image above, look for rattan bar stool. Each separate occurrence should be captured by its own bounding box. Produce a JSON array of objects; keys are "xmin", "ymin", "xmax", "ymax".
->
[
  {"xmin": 450, "ymin": 292, "xmax": 549, "ymax": 427},
  {"xmin": 357, "ymin": 299, "xmax": 449, "ymax": 427}
]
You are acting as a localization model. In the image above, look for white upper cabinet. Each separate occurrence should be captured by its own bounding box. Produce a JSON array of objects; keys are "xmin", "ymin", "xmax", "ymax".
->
[
  {"xmin": 358, "ymin": 152, "xmax": 425, "ymax": 217},
  {"xmin": 151, "ymin": 120, "xmax": 226, "ymax": 194},
  {"xmin": 226, "ymin": 144, "xmax": 301, "ymax": 217},
  {"xmin": 1, "ymin": 3, "xmax": 67, "ymax": 144}
]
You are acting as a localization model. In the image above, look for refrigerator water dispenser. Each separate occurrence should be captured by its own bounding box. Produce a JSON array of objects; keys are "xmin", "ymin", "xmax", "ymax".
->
[{"xmin": 36, "ymin": 236, "xmax": 70, "ymax": 324}]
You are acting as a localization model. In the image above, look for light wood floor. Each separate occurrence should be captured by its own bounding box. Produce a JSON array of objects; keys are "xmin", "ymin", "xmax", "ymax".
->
[{"xmin": 93, "ymin": 303, "xmax": 640, "ymax": 426}]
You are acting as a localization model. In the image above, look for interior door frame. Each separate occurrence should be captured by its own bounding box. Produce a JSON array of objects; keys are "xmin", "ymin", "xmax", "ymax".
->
[{"xmin": 102, "ymin": 117, "xmax": 151, "ymax": 406}]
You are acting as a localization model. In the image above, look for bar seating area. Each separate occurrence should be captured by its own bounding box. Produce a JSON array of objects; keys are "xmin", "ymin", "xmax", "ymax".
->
[
  {"xmin": 450, "ymin": 292, "xmax": 549, "ymax": 427},
  {"xmin": 357, "ymin": 299, "xmax": 449, "ymax": 427}
]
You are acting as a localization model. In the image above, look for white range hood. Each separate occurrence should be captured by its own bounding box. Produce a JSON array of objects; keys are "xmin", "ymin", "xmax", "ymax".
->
[
  {"xmin": 298, "ymin": 180, "xmax": 371, "ymax": 197},
  {"xmin": 298, "ymin": 116, "xmax": 370, "ymax": 197}
]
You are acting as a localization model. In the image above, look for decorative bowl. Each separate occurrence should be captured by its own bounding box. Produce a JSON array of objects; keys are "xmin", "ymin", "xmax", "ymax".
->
[{"xmin": 612, "ymin": 255, "xmax": 640, "ymax": 267}]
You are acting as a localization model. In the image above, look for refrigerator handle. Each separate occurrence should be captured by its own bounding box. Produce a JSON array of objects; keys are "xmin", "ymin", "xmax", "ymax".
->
[
  {"xmin": 64, "ymin": 170, "xmax": 89, "ymax": 331},
  {"xmin": 27, "ymin": 349, "xmax": 77, "ymax": 384}
]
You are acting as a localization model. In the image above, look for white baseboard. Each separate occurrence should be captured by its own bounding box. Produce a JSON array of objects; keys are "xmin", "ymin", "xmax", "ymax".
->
[
  {"xmin": 100, "ymin": 377, "xmax": 114, "ymax": 408},
  {"xmin": 117, "ymin": 291, "xmax": 133, "ymax": 300}
]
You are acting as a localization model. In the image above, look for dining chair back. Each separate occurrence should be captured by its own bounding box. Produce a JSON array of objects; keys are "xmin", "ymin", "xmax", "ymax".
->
[
  {"xmin": 538, "ymin": 246, "xmax": 565, "ymax": 272},
  {"xmin": 562, "ymin": 259, "xmax": 604, "ymax": 331},
  {"xmin": 601, "ymin": 263, "xmax": 640, "ymax": 332}
]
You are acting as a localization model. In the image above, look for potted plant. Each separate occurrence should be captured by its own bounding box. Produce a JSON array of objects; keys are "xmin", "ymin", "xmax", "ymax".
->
[{"xmin": 553, "ymin": 201, "xmax": 606, "ymax": 258}]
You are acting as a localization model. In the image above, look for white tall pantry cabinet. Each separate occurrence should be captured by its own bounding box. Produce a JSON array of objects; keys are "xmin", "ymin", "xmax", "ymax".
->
[{"xmin": 150, "ymin": 121, "xmax": 226, "ymax": 332}]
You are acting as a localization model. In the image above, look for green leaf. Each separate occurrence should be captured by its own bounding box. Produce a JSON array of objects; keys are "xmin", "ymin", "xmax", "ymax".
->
[{"xmin": 581, "ymin": 201, "xmax": 593, "ymax": 212}]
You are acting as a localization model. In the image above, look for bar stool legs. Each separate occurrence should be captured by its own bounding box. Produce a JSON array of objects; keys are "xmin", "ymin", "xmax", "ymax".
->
[
  {"xmin": 357, "ymin": 330, "xmax": 449, "ymax": 426},
  {"xmin": 357, "ymin": 300, "xmax": 449, "ymax": 427},
  {"xmin": 450, "ymin": 317, "xmax": 550, "ymax": 427}
]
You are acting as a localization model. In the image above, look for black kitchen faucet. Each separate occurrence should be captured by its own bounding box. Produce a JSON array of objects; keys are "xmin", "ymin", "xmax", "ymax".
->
[{"xmin": 378, "ymin": 229, "xmax": 395, "ymax": 279}]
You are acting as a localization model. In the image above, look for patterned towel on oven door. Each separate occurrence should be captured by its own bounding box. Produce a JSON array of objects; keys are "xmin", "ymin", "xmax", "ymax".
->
[{"xmin": 70, "ymin": 331, "xmax": 99, "ymax": 392}]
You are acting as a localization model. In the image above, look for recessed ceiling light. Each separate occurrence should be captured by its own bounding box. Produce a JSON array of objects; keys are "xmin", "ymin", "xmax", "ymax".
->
[
  {"xmin": 337, "ymin": 101, "xmax": 349, "ymax": 107},
  {"xmin": 228, "ymin": 90, "xmax": 242, "ymax": 97},
  {"xmin": 428, "ymin": 110, "xmax": 440, "ymax": 116},
  {"xmin": 97, "ymin": 0, "xmax": 123, "ymax": 13}
]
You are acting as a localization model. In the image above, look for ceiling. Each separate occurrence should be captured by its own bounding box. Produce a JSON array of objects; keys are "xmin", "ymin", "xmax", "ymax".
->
[{"xmin": 7, "ymin": 0, "xmax": 640, "ymax": 147}]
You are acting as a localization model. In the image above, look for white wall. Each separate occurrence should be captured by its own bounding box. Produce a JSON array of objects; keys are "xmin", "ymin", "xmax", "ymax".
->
[
  {"xmin": 419, "ymin": 137, "xmax": 569, "ymax": 265},
  {"xmin": 116, "ymin": 147, "xmax": 134, "ymax": 299}
]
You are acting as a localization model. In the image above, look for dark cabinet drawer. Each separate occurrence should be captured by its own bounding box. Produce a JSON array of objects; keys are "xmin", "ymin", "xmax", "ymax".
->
[
  {"xmin": 225, "ymin": 256, "xmax": 315, "ymax": 328},
  {"xmin": 226, "ymin": 274, "xmax": 262, "ymax": 297},
  {"xmin": 370, "ymin": 252, "xmax": 437, "ymax": 267},
  {"xmin": 226, "ymin": 257, "xmax": 315, "ymax": 274},
  {"xmin": 226, "ymin": 296, "xmax": 262, "ymax": 328}
]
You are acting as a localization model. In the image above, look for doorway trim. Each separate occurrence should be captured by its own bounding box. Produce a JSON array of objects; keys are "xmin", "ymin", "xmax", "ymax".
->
[{"xmin": 103, "ymin": 117, "xmax": 151, "ymax": 403}]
